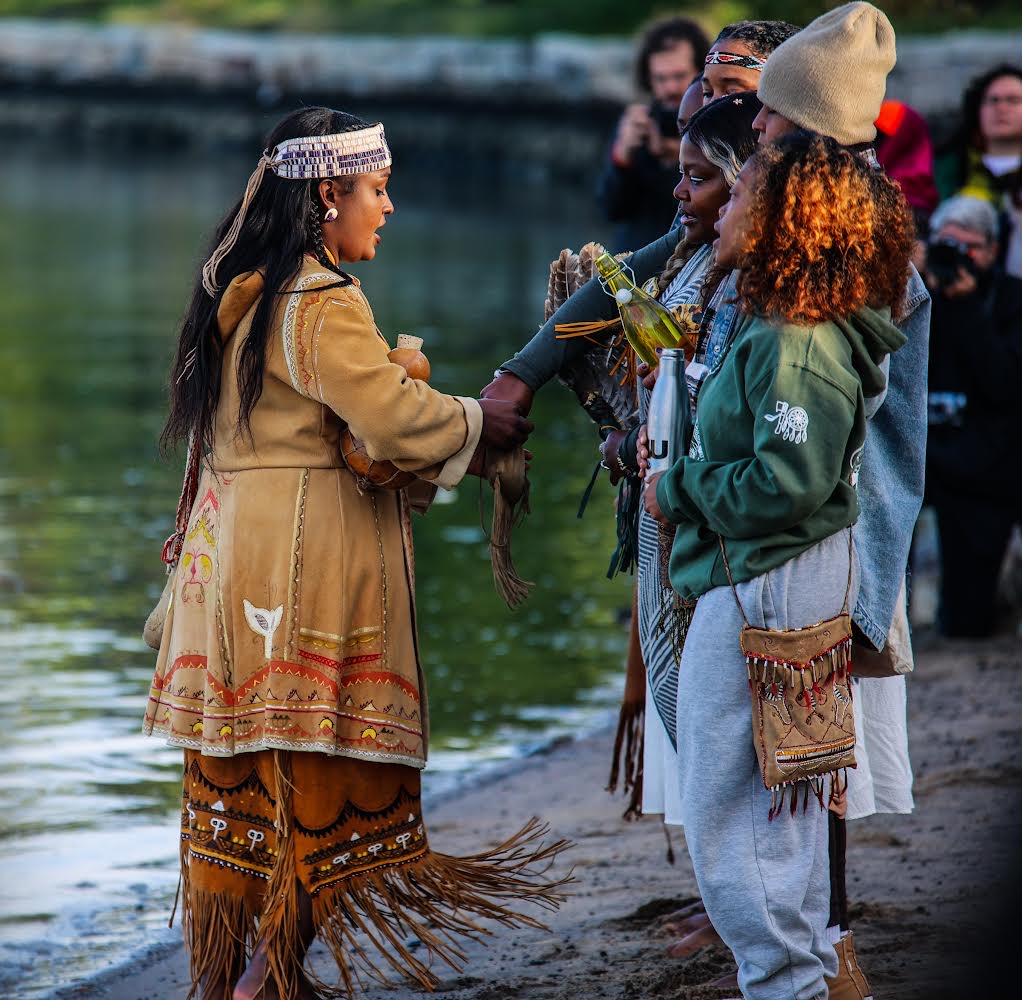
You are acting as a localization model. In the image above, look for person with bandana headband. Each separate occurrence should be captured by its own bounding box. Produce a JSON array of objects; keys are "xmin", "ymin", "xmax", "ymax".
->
[
  {"xmin": 481, "ymin": 18, "xmax": 798, "ymax": 423},
  {"xmin": 486, "ymin": 6, "xmax": 924, "ymax": 998},
  {"xmin": 142, "ymin": 107, "xmax": 566, "ymax": 1000},
  {"xmin": 700, "ymin": 20, "xmax": 799, "ymax": 104},
  {"xmin": 479, "ymin": 17, "xmax": 799, "ymax": 995}
]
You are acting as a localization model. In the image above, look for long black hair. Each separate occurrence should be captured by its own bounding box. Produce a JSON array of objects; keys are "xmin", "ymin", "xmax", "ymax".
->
[{"xmin": 161, "ymin": 107, "xmax": 370, "ymax": 456}]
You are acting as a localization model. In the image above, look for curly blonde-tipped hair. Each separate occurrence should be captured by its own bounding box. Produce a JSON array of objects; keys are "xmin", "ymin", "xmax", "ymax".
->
[{"xmin": 735, "ymin": 132, "xmax": 915, "ymax": 325}]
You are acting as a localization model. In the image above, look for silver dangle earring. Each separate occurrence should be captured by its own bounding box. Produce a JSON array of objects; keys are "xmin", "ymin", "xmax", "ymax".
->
[{"xmin": 323, "ymin": 207, "xmax": 338, "ymax": 223}]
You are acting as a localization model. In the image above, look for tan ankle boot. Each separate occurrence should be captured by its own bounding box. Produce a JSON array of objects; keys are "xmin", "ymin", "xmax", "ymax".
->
[{"xmin": 825, "ymin": 931, "xmax": 873, "ymax": 1000}]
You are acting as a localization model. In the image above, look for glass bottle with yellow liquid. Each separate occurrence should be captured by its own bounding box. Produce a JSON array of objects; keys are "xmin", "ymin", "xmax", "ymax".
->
[{"xmin": 593, "ymin": 251, "xmax": 699, "ymax": 368}]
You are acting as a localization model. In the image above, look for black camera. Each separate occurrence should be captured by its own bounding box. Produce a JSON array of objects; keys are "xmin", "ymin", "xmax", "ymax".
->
[
  {"xmin": 927, "ymin": 237, "xmax": 977, "ymax": 291},
  {"xmin": 927, "ymin": 390, "xmax": 967, "ymax": 428},
  {"xmin": 649, "ymin": 101, "xmax": 680, "ymax": 139}
]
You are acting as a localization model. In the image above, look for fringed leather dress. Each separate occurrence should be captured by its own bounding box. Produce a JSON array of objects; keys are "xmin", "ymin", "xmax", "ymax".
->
[{"xmin": 143, "ymin": 258, "xmax": 569, "ymax": 998}]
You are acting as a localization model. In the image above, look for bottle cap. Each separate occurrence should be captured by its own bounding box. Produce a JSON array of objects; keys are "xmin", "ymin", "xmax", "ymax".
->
[
  {"xmin": 396, "ymin": 334, "xmax": 424, "ymax": 350},
  {"xmin": 615, "ymin": 289, "xmax": 633, "ymax": 304}
]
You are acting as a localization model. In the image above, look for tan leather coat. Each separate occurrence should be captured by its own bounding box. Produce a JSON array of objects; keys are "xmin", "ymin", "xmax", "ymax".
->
[{"xmin": 143, "ymin": 257, "xmax": 482, "ymax": 767}]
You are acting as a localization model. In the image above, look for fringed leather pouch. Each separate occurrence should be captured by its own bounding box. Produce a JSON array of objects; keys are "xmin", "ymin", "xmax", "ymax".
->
[{"xmin": 719, "ymin": 533, "xmax": 857, "ymax": 820}]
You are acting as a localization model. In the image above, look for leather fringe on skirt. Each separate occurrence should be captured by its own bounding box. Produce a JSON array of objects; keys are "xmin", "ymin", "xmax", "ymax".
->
[{"xmin": 178, "ymin": 749, "xmax": 571, "ymax": 999}]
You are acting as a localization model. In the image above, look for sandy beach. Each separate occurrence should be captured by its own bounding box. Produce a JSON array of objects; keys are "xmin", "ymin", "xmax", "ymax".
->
[{"xmin": 71, "ymin": 632, "xmax": 1019, "ymax": 1000}]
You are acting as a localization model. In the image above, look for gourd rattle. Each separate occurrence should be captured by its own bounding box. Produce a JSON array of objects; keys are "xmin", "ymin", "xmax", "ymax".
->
[{"xmin": 340, "ymin": 335, "xmax": 431, "ymax": 490}]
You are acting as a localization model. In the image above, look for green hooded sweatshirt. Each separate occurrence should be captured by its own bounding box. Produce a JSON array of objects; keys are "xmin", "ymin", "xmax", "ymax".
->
[{"xmin": 655, "ymin": 306, "xmax": 907, "ymax": 601}]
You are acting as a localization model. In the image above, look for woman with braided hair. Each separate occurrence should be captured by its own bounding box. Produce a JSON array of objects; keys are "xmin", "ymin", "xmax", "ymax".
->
[
  {"xmin": 699, "ymin": 19, "xmax": 799, "ymax": 104},
  {"xmin": 142, "ymin": 107, "xmax": 565, "ymax": 1000},
  {"xmin": 604, "ymin": 92, "xmax": 762, "ymax": 835},
  {"xmin": 595, "ymin": 92, "xmax": 761, "ymax": 976},
  {"xmin": 482, "ymin": 23, "xmax": 796, "ymax": 979}
]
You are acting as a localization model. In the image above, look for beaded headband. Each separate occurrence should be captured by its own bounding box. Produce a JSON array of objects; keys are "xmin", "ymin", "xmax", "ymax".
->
[
  {"xmin": 202, "ymin": 123, "xmax": 391, "ymax": 297},
  {"xmin": 271, "ymin": 123, "xmax": 392, "ymax": 179},
  {"xmin": 705, "ymin": 51, "xmax": 767, "ymax": 70}
]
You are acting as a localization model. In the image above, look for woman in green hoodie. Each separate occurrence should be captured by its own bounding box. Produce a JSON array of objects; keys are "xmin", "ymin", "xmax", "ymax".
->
[{"xmin": 643, "ymin": 132, "xmax": 915, "ymax": 1000}]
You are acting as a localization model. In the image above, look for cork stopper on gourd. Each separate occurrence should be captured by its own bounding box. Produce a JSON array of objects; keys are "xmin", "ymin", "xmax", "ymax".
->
[{"xmin": 388, "ymin": 334, "xmax": 430, "ymax": 381}]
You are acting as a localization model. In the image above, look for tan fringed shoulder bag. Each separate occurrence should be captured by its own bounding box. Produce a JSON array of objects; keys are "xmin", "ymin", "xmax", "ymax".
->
[{"xmin": 719, "ymin": 532, "xmax": 857, "ymax": 820}]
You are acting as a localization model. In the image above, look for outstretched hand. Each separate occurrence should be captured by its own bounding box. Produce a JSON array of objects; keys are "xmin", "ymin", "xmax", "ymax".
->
[
  {"xmin": 478, "ymin": 397, "xmax": 534, "ymax": 451},
  {"xmin": 479, "ymin": 371, "xmax": 535, "ymax": 417}
]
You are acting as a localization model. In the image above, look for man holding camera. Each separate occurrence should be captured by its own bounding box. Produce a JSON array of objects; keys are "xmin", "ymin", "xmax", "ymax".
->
[
  {"xmin": 925, "ymin": 194, "xmax": 1022, "ymax": 637},
  {"xmin": 597, "ymin": 16, "xmax": 708, "ymax": 252}
]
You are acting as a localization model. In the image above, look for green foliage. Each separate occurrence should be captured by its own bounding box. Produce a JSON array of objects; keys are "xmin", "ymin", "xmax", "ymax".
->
[{"xmin": 0, "ymin": 0, "xmax": 1018, "ymax": 35}]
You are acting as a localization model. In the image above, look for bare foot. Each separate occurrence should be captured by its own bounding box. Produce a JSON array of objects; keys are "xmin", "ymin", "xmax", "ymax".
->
[
  {"xmin": 233, "ymin": 955, "xmax": 318, "ymax": 1000},
  {"xmin": 666, "ymin": 920, "xmax": 724, "ymax": 959},
  {"xmin": 708, "ymin": 970, "xmax": 739, "ymax": 989},
  {"xmin": 662, "ymin": 909, "xmax": 712, "ymax": 939},
  {"xmin": 657, "ymin": 898, "xmax": 705, "ymax": 927},
  {"xmin": 199, "ymin": 950, "xmax": 245, "ymax": 1000},
  {"xmin": 234, "ymin": 879, "xmax": 318, "ymax": 1000}
]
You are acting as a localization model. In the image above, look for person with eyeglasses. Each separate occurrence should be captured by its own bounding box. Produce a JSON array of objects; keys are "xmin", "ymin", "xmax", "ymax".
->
[
  {"xmin": 936, "ymin": 64, "xmax": 1022, "ymax": 278},
  {"xmin": 923, "ymin": 194, "xmax": 1022, "ymax": 637}
]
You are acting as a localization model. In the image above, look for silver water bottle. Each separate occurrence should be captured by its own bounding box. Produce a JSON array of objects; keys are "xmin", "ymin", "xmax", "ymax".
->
[{"xmin": 646, "ymin": 348, "xmax": 690, "ymax": 474}]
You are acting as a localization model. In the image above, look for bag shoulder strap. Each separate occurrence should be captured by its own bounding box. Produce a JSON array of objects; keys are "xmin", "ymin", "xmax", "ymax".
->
[
  {"xmin": 840, "ymin": 526, "xmax": 854, "ymax": 614},
  {"xmin": 717, "ymin": 526, "xmax": 854, "ymax": 628},
  {"xmin": 716, "ymin": 534, "xmax": 750, "ymax": 627}
]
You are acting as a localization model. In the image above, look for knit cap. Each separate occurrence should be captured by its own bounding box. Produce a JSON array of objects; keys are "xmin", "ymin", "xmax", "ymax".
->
[{"xmin": 757, "ymin": 2, "xmax": 896, "ymax": 146}]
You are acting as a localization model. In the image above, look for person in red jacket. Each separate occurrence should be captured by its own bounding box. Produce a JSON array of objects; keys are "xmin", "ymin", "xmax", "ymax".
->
[{"xmin": 874, "ymin": 99, "xmax": 939, "ymax": 236}]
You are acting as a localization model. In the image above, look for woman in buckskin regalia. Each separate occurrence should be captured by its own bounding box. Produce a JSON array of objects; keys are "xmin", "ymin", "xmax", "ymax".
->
[{"xmin": 142, "ymin": 107, "xmax": 564, "ymax": 1000}]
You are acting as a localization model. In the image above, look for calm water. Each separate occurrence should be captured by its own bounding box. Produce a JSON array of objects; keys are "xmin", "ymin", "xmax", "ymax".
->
[{"xmin": 0, "ymin": 147, "xmax": 633, "ymax": 996}]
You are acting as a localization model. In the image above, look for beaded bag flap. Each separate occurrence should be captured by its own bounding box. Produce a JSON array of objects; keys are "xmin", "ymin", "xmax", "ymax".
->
[{"xmin": 720, "ymin": 532, "xmax": 857, "ymax": 820}]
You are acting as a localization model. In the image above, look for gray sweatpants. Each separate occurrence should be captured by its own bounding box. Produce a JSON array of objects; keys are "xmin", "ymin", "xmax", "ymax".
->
[{"xmin": 676, "ymin": 530, "xmax": 859, "ymax": 1000}]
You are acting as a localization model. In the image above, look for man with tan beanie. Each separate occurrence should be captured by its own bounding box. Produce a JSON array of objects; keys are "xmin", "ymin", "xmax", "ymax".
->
[{"xmin": 745, "ymin": 5, "xmax": 928, "ymax": 1000}]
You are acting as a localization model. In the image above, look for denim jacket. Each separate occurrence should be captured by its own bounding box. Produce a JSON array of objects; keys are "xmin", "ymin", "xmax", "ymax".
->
[
  {"xmin": 499, "ymin": 238, "xmax": 930, "ymax": 652},
  {"xmin": 854, "ymin": 268, "xmax": 930, "ymax": 649}
]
